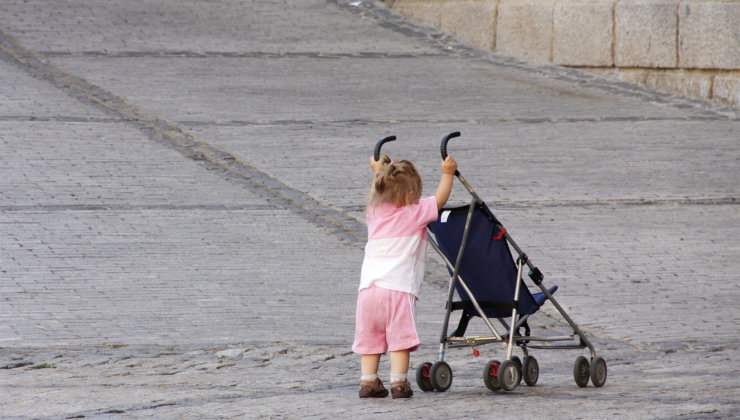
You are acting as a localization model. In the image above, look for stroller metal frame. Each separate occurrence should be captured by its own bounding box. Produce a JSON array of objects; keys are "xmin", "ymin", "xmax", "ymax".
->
[{"xmin": 374, "ymin": 132, "xmax": 607, "ymax": 393}]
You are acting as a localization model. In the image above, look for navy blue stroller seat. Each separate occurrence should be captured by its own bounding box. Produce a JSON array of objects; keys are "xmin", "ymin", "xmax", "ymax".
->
[
  {"xmin": 370, "ymin": 131, "xmax": 607, "ymax": 394},
  {"xmin": 429, "ymin": 203, "xmax": 557, "ymax": 324}
]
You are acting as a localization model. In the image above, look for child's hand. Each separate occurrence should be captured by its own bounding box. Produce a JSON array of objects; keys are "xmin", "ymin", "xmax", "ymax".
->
[
  {"xmin": 370, "ymin": 155, "xmax": 390, "ymax": 173},
  {"xmin": 441, "ymin": 156, "xmax": 457, "ymax": 175}
]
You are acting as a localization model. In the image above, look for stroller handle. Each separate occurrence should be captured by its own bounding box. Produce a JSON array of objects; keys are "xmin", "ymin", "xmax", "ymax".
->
[
  {"xmin": 441, "ymin": 131, "xmax": 461, "ymax": 160},
  {"xmin": 373, "ymin": 135, "xmax": 396, "ymax": 161}
]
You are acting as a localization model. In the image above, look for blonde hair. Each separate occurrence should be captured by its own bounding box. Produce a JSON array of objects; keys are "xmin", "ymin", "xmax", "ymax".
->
[{"xmin": 368, "ymin": 155, "xmax": 423, "ymax": 209}]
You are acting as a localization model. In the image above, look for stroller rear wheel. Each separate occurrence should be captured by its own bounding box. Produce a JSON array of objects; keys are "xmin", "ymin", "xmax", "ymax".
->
[
  {"xmin": 498, "ymin": 360, "xmax": 521, "ymax": 391},
  {"xmin": 415, "ymin": 362, "xmax": 434, "ymax": 392},
  {"xmin": 483, "ymin": 359, "xmax": 502, "ymax": 391},
  {"xmin": 430, "ymin": 361, "xmax": 453, "ymax": 392},
  {"xmin": 522, "ymin": 356, "xmax": 539, "ymax": 386},
  {"xmin": 590, "ymin": 356, "xmax": 607, "ymax": 387},
  {"xmin": 573, "ymin": 356, "xmax": 590, "ymax": 387}
]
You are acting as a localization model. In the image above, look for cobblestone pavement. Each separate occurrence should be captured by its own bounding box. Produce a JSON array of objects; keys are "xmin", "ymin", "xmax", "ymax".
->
[{"xmin": 0, "ymin": 0, "xmax": 738, "ymax": 418}]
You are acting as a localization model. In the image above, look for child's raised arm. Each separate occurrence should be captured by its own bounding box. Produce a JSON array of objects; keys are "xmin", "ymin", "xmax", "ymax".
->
[{"xmin": 434, "ymin": 156, "xmax": 457, "ymax": 210}]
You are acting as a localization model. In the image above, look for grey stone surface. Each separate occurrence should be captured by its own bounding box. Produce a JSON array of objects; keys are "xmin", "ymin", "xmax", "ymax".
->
[{"xmin": 0, "ymin": 0, "xmax": 738, "ymax": 418}]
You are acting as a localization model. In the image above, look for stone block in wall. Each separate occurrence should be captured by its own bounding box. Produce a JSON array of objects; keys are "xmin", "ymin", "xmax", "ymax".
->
[
  {"xmin": 615, "ymin": 0, "xmax": 678, "ymax": 68},
  {"xmin": 440, "ymin": 1, "xmax": 498, "ymax": 51},
  {"xmin": 553, "ymin": 0, "xmax": 614, "ymax": 67},
  {"xmin": 496, "ymin": 0, "xmax": 554, "ymax": 63},
  {"xmin": 713, "ymin": 74, "xmax": 740, "ymax": 107},
  {"xmin": 391, "ymin": 0, "xmax": 444, "ymax": 29},
  {"xmin": 679, "ymin": 1, "xmax": 740, "ymax": 69}
]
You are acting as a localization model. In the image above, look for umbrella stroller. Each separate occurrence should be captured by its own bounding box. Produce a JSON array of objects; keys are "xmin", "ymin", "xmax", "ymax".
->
[{"xmin": 374, "ymin": 132, "xmax": 607, "ymax": 393}]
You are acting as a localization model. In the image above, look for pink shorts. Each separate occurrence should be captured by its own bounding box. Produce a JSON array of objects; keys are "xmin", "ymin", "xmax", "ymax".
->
[{"xmin": 352, "ymin": 284, "xmax": 420, "ymax": 354}]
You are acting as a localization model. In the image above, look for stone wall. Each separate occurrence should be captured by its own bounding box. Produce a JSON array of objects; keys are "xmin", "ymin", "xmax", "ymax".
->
[{"xmin": 384, "ymin": 0, "xmax": 740, "ymax": 107}]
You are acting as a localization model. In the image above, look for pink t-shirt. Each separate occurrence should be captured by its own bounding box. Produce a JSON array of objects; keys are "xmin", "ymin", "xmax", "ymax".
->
[{"xmin": 360, "ymin": 197, "xmax": 439, "ymax": 298}]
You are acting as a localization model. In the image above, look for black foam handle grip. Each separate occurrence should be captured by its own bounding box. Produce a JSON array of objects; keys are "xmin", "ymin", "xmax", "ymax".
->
[
  {"xmin": 441, "ymin": 131, "xmax": 461, "ymax": 160},
  {"xmin": 374, "ymin": 135, "xmax": 396, "ymax": 161}
]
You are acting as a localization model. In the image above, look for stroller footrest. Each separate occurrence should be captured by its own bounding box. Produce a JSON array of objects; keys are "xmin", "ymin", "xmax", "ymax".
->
[
  {"xmin": 532, "ymin": 285, "xmax": 558, "ymax": 306},
  {"xmin": 513, "ymin": 334, "xmax": 574, "ymax": 343}
]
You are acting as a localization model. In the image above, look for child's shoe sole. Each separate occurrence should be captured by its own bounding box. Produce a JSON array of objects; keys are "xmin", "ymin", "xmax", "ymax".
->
[
  {"xmin": 390, "ymin": 380, "xmax": 413, "ymax": 399},
  {"xmin": 359, "ymin": 378, "xmax": 389, "ymax": 398}
]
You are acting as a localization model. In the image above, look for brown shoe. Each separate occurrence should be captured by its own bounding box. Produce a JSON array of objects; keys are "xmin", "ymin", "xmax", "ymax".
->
[
  {"xmin": 390, "ymin": 380, "xmax": 413, "ymax": 399},
  {"xmin": 359, "ymin": 378, "xmax": 389, "ymax": 398}
]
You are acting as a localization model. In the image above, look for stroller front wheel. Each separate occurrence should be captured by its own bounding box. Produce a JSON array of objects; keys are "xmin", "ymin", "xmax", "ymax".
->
[
  {"xmin": 522, "ymin": 356, "xmax": 539, "ymax": 386},
  {"xmin": 430, "ymin": 361, "xmax": 453, "ymax": 392},
  {"xmin": 590, "ymin": 356, "xmax": 607, "ymax": 387}
]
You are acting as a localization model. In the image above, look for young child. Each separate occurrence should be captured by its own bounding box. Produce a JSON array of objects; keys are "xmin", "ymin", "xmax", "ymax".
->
[{"xmin": 352, "ymin": 153, "xmax": 457, "ymax": 399}]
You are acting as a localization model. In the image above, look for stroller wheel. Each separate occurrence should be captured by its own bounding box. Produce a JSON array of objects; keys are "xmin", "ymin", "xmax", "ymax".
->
[
  {"xmin": 511, "ymin": 356, "xmax": 523, "ymax": 387},
  {"xmin": 498, "ymin": 360, "xmax": 521, "ymax": 392},
  {"xmin": 415, "ymin": 362, "xmax": 434, "ymax": 392},
  {"xmin": 511, "ymin": 355, "xmax": 522, "ymax": 369},
  {"xmin": 573, "ymin": 356, "xmax": 590, "ymax": 387},
  {"xmin": 522, "ymin": 356, "xmax": 539, "ymax": 386},
  {"xmin": 430, "ymin": 361, "xmax": 453, "ymax": 392},
  {"xmin": 482, "ymin": 359, "xmax": 502, "ymax": 392},
  {"xmin": 590, "ymin": 357, "xmax": 607, "ymax": 387}
]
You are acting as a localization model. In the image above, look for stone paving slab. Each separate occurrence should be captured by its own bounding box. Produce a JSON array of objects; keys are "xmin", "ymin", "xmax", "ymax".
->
[
  {"xmin": 0, "ymin": 60, "xmax": 109, "ymax": 121},
  {"xmin": 0, "ymin": 207, "xmax": 363, "ymax": 346},
  {"xmin": 0, "ymin": 121, "xmax": 264, "ymax": 207},
  {"xmin": 0, "ymin": 0, "xmax": 738, "ymax": 418},
  {"xmin": 45, "ymin": 54, "xmax": 723, "ymax": 125},
  {"xmin": 0, "ymin": 0, "xmax": 439, "ymax": 56},
  {"xmin": 188, "ymin": 119, "xmax": 739, "ymax": 209}
]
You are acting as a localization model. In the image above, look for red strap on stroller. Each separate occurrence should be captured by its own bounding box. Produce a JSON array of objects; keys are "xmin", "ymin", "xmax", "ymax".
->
[{"xmin": 493, "ymin": 228, "xmax": 507, "ymax": 240}]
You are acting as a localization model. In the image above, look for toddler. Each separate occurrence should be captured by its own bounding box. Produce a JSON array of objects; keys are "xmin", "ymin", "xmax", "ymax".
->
[{"xmin": 352, "ymin": 153, "xmax": 457, "ymax": 398}]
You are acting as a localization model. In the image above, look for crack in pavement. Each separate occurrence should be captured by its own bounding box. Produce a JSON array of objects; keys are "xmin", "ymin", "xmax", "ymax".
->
[
  {"xmin": 38, "ymin": 50, "xmax": 447, "ymax": 59},
  {"xmin": 339, "ymin": 197, "xmax": 738, "ymax": 212},
  {"xmin": 3, "ymin": 114, "xmax": 729, "ymax": 125},
  {"xmin": 0, "ymin": 204, "xmax": 274, "ymax": 212}
]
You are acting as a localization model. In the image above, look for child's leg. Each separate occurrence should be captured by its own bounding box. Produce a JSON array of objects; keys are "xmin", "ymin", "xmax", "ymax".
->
[
  {"xmin": 361, "ymin": 354, "xmax": 381, "ymax": 378},
  {"xmin": 389, "ymin": 349, "xmax": 413, "ymax": 398},
  {"xmin": 389, "ymin": 350, "xmax": 409, "ymax": 379},
  {"xmin": 384, "ymin": 290, "xmax": 417, "ymax": 398}
]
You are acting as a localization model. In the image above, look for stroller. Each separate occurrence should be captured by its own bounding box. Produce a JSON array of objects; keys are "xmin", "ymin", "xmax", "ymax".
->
[{"xmin": 374, "ymin": 132, "xmax": 607, "ymax": 393}]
